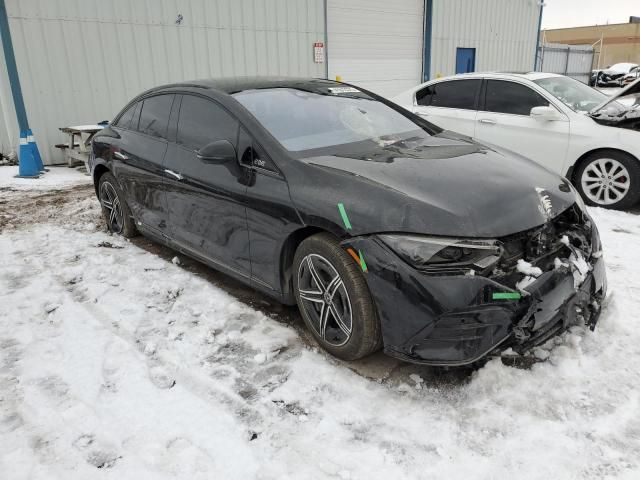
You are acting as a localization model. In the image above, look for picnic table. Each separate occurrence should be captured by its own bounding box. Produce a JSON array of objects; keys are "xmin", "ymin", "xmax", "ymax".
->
[{"xmin": 56, "ymin": 124, "xmax": 105, "ymax": 170}]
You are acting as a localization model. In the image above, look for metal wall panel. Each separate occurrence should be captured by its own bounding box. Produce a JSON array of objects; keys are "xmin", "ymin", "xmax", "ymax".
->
[
  {"xmin": 0, "ymin": 29, "xmax": 18, "ymax": 158},
  {"xmin": 537, "ymin": 43, "xmax": 594, "ymax": 84},
  {"xmin": 327, "ymin": 0, "xmax": 424, "ymax": 98},
  {"xmin": 1, "ymin": 0, "xmax": 325, "ymax": 165},
  {"xmin": 430, "ymin": 0, "xmax": 540, "ymax": 78}
]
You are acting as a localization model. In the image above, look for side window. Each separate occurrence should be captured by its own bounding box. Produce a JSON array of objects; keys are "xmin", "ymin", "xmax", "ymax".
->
[
  {"xmin": 177, "ymin": 95, "xmax": 238, "ymax": 150},
  {"xmin": 424, "ymin": 80, "xmax": 481, "ymax": 110},
  {"xmin": 114, "ymin": 102, "xmax": 137, "ymax": 129},
  {"xmin": 484, "ymin": 80, "xmax": 549, "ymax": 116},
  {"xmin": 416, "ymin": 85, "xmax": 435, "ymax": 106},
  {"xmin": 138, "ymin": 94, "xmax": 174, "ymax": 138}
]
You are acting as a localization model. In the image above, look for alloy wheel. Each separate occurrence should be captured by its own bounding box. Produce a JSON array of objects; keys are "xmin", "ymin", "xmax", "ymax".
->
[
  {"xmin": 100, "ymin": 181, "xmax": 124, "ymax": 233},
  {"xmin": 297, "ymin": 253, "xmax": 353, "ymax": 347},
  {"xmin": 580, "ymin": 158, "xmax": 631, "ymax": 206}
]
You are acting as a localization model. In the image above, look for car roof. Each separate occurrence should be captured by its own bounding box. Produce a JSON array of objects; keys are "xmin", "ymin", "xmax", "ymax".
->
[
  {"xmin": 146, "ymin": 76, "xmax": 344, "ymax": 96},
  {"xmin": 428, "ymin": 72, "xmax": 563, "ymax": 83}
]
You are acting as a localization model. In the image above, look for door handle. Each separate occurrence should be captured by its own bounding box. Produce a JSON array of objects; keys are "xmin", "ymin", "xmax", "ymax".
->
[
  {"xmin": 479, "ymin": 118, "xmax": 496, "ymax": 125},
  {"xmin": 164, "ymin": 169, "xmax": 183, "ymax": 181},
  {"xmin": 113, "ymin": 151, "xmax": 129, "ymax": 161}
]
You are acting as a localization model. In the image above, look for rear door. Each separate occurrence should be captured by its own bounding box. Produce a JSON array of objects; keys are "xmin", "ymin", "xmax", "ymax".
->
[
  {"xmin": 411, "ymin": 79, "xmax": 481, "ymax": 137},
  {"xmin": 110, "ymin": 94, "xmax": 174, "ymax": 235},
  {"xmin": 164, "ymin": 94, "xmax": 251, "ymax": 279},
  {"xmin": 475, "ymin": 80, "xmax": 570, "ymax": 173}
]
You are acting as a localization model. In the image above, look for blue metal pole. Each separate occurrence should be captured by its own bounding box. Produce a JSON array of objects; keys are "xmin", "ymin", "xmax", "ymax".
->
[
  {"xmin": 534, "ymin": 2, "xmax": 545, "ymax": 71},
  {"xmin": 0, "ymin": 0, "xmax": 29, "ymax": 132},
  {"xmin": 423, "ymin": 0, "xmax": 433, "ymax": 82}
]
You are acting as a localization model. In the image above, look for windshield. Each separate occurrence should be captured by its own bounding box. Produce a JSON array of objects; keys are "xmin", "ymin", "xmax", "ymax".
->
[
  {"xmin": 534, "ymin": 76, "xmax": 610, "ymax": 113},
  {"xmin": 233, "ymin": 87, "xmax": 430, "ymax": 152}
]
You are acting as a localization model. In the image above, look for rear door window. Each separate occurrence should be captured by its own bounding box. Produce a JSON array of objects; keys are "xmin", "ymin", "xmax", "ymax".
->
[
  {"xmin": 484, "ymin": 80, "xmax": 549, "ymax": 116},
  {"xmin": 176, "ymin": 95, "xmax": 238, "ymax": 151},
  {"xmin": 138, "ymin": 94, "xmax": 175, "ymax": 139},
  {"xmin": 115, "ymin": 103, "xmax": 137, "ymax": 129},
  {"xmin": 416, "ymin": 80, "xmax": 480, "ymax": 110}
]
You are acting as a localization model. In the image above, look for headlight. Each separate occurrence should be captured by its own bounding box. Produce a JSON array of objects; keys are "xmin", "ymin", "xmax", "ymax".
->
[{"xmin": 379, "ymin": 234, "xmax": 502, "ymax": 275}]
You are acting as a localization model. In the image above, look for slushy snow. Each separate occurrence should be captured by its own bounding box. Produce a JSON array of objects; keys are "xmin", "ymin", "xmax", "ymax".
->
[{"xmin": 1, "ymin": 166, "xmax": 640, "ymax": 479}]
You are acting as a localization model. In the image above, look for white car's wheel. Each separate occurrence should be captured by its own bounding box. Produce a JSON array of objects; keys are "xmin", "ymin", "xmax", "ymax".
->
[{"xmin": 575, "ymin": 151, "xmax": 640, "ymax": 209}]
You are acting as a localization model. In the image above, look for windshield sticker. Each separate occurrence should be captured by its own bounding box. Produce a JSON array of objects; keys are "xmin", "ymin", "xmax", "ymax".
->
[{"xmin": 329, "ymin": 87, "xmax": 361, "ymax": 94}]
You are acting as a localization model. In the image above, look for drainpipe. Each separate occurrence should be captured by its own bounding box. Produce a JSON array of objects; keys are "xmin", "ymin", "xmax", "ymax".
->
[{"xmin": 323, "ymin": 0, "xmax": 329, "ymax": 79}]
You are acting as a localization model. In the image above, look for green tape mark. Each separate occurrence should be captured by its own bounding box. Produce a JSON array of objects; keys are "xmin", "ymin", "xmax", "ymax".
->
[
  {"xmin": 337, "ymin": 203, "xmax": 352, "ymax": 230},
  {"xmin": 358, "ymin": 249, "xmax": 368, "ymax": 272},
  {"xmin": 492, "ymin": 292, "xmax": 521, "ymax": 301}
]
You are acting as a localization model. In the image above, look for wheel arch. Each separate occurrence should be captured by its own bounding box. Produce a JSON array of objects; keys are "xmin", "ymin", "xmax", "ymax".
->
[
  {"xmin": 278, "ymin": 225, "xmax": 332, "ymax": 304},
  {"xmin": 568, "ymin": 147, "xmax": 639, "ymax": 184},
  {"xmin": 92, "ymin": 163, "xmax": 110, "ymax": 197}
]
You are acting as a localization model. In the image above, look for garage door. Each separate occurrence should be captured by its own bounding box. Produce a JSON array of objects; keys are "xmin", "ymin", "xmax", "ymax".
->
[{"xmin": 327, "ymin": 0, "xmax": 424, "ymax": 98}]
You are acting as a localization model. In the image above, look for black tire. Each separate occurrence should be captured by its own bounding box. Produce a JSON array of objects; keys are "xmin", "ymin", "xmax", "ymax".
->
[
  {"xmin": 98, "ymin": 172, "xmax": 137, "ymax": 237},
  {"xmin": 574, "ymin": 150, "xmax": 640, "ymax": 210},
  {"xmin": 293, "ymin": 232, "xmax": 381, "ymax": 361}
]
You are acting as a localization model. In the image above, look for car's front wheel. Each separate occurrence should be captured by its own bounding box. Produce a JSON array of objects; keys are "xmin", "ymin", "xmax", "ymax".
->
[
  {"xmin": 98, "ymin": 172, "xmax": 137, "ymax": 237},
  {"xmin": 293, "ymin": 233, "xmax": 381, "ymax": 361},
  {"xmin": 575, "ymin": 151, "xmax": 640, "ymax": 209}
]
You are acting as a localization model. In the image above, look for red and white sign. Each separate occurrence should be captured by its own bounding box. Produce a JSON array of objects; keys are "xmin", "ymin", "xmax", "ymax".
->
[{"xmin": 313, "ymin": 42, "xmax": 324, "ymax": 63}]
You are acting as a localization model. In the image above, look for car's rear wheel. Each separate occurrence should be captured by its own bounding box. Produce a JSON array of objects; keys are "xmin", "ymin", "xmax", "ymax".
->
[
  {"xmin": 293, "ymin": 233, "xmax": 381, "ymax": 361},
  {"xmin": 98, "ymin": 172, "xmax": 137, "ymax": 237},
  {"xmin": 575, "ymin": 151, "xmax": 640, "ymax": 209}
]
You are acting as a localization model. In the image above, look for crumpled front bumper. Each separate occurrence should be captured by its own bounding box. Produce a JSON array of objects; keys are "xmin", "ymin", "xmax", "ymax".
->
[{"xmin": 343, "ymin": 236, "xmax": 606, "ymax": 366}]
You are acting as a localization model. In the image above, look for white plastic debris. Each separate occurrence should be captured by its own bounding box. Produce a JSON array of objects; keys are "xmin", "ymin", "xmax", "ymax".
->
[
  {"xmin": 570, "ymin": 252, "xmax": 592, "ymax": 289},
  {"xmin": 516, "ymin": 259, "xmax": 543, "ymax": 277}
]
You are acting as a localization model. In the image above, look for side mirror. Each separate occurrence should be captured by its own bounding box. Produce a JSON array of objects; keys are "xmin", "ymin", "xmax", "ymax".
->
[
  {"xmin": 530, "ymin": 106, "xmax": 562, "ymax": 122},
  {"xmin": 196, "ymin": 140, "xmax": 236, "ymax": 163}
]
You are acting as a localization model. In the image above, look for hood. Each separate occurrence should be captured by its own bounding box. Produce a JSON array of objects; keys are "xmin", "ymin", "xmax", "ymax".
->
[
  {"xmin": 286, "ymin": 132, "xmax": 577, "ymax": 238},
  {"xmin": 592, "ymin": 77, "xmax": 640, "ymax": 114},
  {"xmin": 589, "ymin": 78, "xmax": 640, "ymax": 129}
]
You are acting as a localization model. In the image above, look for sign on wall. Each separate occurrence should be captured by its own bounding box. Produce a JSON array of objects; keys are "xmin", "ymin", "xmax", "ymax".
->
[{"xmin": 314, "ymin": 42, "xmax": 324, "ymax": 63}]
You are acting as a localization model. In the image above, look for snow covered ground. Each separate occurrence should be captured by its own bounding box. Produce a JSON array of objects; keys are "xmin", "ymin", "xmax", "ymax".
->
[{"xmin": 1, "ymin": 166, "xmax": 640, "ymax": 479}]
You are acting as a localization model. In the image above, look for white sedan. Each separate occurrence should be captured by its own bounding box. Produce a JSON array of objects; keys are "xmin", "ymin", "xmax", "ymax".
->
[{"xmin": 393, "ymin": 72, "xmax": 640, "ymax": 209}]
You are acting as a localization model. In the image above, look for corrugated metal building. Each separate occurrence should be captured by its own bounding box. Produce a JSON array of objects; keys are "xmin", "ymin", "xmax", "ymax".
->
[{"xmin": 0, "ymin": 0, "xmax": 542, "ymax": 165}]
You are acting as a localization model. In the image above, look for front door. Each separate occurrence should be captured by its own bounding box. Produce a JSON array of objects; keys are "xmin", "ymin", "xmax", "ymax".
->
[
  {"xmin": 163, "ymin": 94, "xmax": 251, "ymax": 279},
  {"xmin": 456, "ymin": 48, "xmax": 476, "ymax": 74},
  {"xmin": 475, "ymin": 80, "xmax": 570, "ymax": 174}
]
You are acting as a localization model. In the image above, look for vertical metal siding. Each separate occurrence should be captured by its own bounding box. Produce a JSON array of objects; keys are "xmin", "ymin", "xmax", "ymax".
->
[
  {"xmin": 1, "ymin": 0, "xmax": 325, "ymax": 165},
  {"xmin": 430, "ymin": 0, "xmax": 539, "ymax": 78},
  {"xmin": 0, "ymin": 28, "xmax": 18, "ymax": 157}
]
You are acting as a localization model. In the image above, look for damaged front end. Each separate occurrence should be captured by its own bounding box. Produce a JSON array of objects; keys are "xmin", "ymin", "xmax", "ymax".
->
[
  {"xmin": 344, "ymin": 204, "xmax": 606, "ymax": 366},
  {"xmin": 589, "ymin": 77, "xmax": 640, "ymax": 131}
]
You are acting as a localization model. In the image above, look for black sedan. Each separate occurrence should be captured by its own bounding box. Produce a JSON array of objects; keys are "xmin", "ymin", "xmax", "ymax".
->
[{"xmin": 90, "ymin": 77, "xmax": 606, "ymax": 366}]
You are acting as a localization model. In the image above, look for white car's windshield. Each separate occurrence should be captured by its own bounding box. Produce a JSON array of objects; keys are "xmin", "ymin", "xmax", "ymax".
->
[
  {"xmin": 233, "ymin": 87, "xmax": 429, "ymax": 152},
  {"xmin": 534, "ymin": 76, "xmax": 612, "ymax": 113}
]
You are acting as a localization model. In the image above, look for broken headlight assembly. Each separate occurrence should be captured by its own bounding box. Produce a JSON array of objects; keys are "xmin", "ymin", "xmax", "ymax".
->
[{"xmin": 379, "ymin": 234, "xmax": 502, "ymax": 275}]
